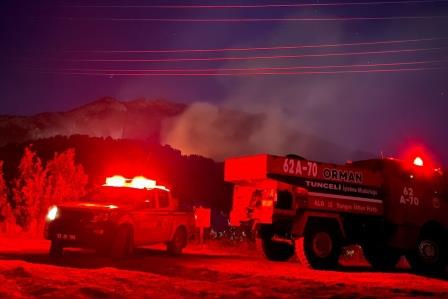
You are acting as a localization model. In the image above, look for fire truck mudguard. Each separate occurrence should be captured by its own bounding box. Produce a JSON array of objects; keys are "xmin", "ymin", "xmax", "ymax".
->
[{"xmin": 256, "ymin": 224, "xmax": 295, "ymax": 261}]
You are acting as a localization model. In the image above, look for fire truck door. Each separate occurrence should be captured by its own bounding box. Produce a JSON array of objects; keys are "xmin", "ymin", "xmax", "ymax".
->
[{"xmin": 386, "ymin": 173, "xmax": 425, "ymax": 226}]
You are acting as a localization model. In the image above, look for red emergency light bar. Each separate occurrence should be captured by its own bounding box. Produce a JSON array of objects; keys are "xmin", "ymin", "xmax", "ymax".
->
[{"xmin": 104, "ymin": 175, "xmax": 169, "ymax": 191}]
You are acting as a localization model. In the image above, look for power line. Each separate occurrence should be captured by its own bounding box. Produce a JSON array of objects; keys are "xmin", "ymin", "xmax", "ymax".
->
[
  {"xmin": 53, "ymin": 16, "xmax": 448, "ymax": 22},
  {"xmin": 63, "ymin": 0, "xmax": 448, "ymax": 9},
  {"xmin": 47, "ymin": 47, "xmax": 446, "ymax": 63},
  {"xmin": 22, "ymin": 67, "xmax": 448, "ymax": 77},
  {"xmin": 52, "ymin": 59, "xmax": 448, "ymax": 73},
  {"xmin": 66, "ymin": 37, "xmax": 448, "ymax": 54}
]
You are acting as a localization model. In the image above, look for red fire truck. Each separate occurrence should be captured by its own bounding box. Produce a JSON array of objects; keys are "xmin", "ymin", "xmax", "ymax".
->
[{"xmin": 225, "ymin": 154, "xmax": 448, "ymax": 272}]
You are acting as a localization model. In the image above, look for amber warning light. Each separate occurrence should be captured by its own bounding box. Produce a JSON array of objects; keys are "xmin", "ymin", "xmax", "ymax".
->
[{"xmin": 104, "ymin": 175, "xmax": 169, "ymax": 191}]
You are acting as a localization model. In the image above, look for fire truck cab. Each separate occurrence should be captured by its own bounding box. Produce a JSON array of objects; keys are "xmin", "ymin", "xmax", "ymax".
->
[{"xmin": 225, "ymin": 154, "xmax": 448, "ymax": 272}]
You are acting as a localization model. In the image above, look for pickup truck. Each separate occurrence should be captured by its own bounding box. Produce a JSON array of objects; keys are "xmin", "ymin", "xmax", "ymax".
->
[{"xmin": 44, "ymin": 176, "xmax": 195, "ymax": 258}]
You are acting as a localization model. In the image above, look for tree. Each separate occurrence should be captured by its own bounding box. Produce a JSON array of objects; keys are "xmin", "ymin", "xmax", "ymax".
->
[
  {"xmin": 0, "ymin": 161, "xmax": 14, "ymax": 233},
  {"xmin": 12, "ymin": 147, "xmax": 47, "ymax": 231},
  {"xmin": 45, "ymin": 148, "xmax": 88, "ymax": 209}
]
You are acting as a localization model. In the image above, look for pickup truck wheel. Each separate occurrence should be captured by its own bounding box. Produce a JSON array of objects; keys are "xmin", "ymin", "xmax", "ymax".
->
[
  {"xmin": 49, "ymin": 240, "xmax": 63, "ymax": 258},
  {"xmin": 362, "ymin": 244, "xmax": 401, "ymax": 271},
  {"xmin": 295, "ymin": 224, "xmax": 341, "ymax": 270},
  {"xmin": 256, "ymin": 237, "xmax": 294, "ymax": 261},
  {"xmin": 110, "ymin": 226, "xmax": 133, "ymax": 258},
  {"xmin": 167, "ymin": 227, "xmax": 187, "ymax": 255},
  {"xmin": 407, "ymin": 233, "xmax": 447, "ymax": 274}
]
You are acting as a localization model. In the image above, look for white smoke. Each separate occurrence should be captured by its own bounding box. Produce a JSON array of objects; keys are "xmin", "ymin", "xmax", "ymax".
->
[{"xmin": 159, "ymin": 9, "xmax": 446, "ymax": 163}]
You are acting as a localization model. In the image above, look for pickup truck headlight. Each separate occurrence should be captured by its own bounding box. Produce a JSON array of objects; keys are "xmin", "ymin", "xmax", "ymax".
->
[{"xmin": 46, "ymin": 206, "xmax": 59, "ymax": 221}]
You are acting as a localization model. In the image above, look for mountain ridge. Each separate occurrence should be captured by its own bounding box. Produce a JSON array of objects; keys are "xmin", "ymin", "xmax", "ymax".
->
[
  {"xmin": 0, "ymin": 97, "xmax": 372, "ymax": 163},
  {"xmin": 0, "ymin": 97, "xmax": 186, "ymax": 146}
]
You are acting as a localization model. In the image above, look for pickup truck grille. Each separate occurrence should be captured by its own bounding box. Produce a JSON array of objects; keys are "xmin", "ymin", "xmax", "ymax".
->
[{"xmin": 58, "ymin": 209, "xmax": 94, "ymax": 224}]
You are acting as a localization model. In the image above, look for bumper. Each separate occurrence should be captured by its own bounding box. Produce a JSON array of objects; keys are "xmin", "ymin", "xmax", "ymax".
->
[{"xmin": 45, "ymin": 219, "xmax": 116, "ymax": 249}]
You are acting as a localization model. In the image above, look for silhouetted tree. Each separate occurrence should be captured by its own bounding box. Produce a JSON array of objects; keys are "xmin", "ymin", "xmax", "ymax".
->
[
  {"xmin": 0, "ymin": 160, "xmax": 14, "ymax": 233},
  {"xmin": 12, "ymin": 147, "xmax": 47, "ymax": 231},
  {"xmin": 45, "ymin": 148, "xmax": 88, "ymax": 208}
]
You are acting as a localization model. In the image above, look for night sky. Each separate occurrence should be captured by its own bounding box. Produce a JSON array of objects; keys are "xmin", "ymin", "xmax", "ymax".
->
[{"xmin": 1, "ymin": 1, "xmax": 448, "ymax": 164}]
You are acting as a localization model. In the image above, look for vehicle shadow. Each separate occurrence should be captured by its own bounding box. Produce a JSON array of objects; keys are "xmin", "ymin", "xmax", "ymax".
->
[
  {"xmin": 0, "ymin": 247, "xmax": 446, "ymax": 282},
  {"xmin": 336, "ymin": 263, "xmax": 448, "ymax": 282},
  {"xmin": 0, "ymin": 247, "xmax": 257, "ymax": 281}
]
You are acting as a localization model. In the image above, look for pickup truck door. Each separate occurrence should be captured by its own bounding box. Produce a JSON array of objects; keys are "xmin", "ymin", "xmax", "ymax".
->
[
  {"xmin": 151, "ymin": 189, "xmax": 174, "ymax": 243},
  {"xmin": 132, "ymin": 191, "xmax": 158, "ymax": 246}
]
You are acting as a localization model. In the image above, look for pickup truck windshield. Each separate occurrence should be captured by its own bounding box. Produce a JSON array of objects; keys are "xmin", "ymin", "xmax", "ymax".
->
[{"xmin": 83, "ymin": 186, "xmax": 151, "ymax": 204}]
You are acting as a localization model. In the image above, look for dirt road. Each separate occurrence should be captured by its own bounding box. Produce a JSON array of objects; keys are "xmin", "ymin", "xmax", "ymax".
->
[{"xmin": 0, "ymin": 238, "xmax": 447, "ymax": 298}]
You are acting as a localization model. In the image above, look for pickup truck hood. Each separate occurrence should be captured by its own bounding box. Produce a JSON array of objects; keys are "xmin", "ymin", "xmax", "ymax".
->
[{"xmin": 57, "ymin": 201, "xmax": 129, "ymax": 211}]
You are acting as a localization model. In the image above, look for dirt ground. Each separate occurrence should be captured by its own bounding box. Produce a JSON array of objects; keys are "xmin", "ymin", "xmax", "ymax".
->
[{"xmin": 0, "ymin": 236, "xmax": 447, "ymax": 298}]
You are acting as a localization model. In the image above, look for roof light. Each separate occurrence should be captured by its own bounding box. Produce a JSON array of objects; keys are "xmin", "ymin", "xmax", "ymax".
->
[
  {"xmin": 104, "ymin": 175, "xmax": 167, "ymax": 190},
  {"xmin": 413, "ymin": 156, "xmax": 424, "ymax": 167},
  {"xmin": 130, "ymin": 176, "xmax": 156, "ymax": 189},
  {"xmin": 105, "ymin": 175, "xmax": 126, "ymax": 187}
]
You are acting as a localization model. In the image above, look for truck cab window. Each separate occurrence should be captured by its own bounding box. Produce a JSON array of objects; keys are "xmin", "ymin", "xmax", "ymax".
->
[
  {"xmin": 158, "ymin": 190, "xmax": 170, "ymax": 208},
  {"xmin": 251, "ymin": 190, "xmax": 263, "ymax": 207},
  {"xmin": 144, "ymin": 192, "xmax": 156, "ymax": 209},
  {"xmin": 276, "ymin": 190, "xmax": 293, "ymax": 210}
]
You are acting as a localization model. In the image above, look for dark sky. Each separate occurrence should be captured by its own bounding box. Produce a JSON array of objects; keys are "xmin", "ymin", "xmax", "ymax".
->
[{"xmin": 1, "ymin": 0, "xmax": 448, "ymax": 164}]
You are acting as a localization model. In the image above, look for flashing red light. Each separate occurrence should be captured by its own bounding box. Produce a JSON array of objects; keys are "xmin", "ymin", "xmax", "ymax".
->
[
  {"xmin": 413, "ymin": 156, "xmax": 424, "ymax": 167},
  {"xmin": 104, "ymin": 175, "xmax": 169, "ymax": 191},
  {"xmin": 130, "ymin": 176, "xmax": 156, "ymax": 189},
  {"xmin": 400, "ymin": 145, "xmax": 441, "ymax": 176}
]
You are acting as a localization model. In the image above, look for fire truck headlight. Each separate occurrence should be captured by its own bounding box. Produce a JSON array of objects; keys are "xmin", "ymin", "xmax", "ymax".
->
[{"xmin": 46, "ymin": 206, "xmax": 59, "ymax": 221}]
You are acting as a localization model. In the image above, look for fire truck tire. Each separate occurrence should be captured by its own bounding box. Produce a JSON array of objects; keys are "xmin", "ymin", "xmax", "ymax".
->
[
  {"xmin": 167, "ymin": 227, "xmax": 187, "ymax": 255},
  {"xmin": 362, "ymin": 244, "xmax": 401, "ymax": 271},
  {"xmin": 295, "ymin": 224, "xmax": 341, "ymax": 270},
  {"xmin": 110, "ymin": 226, "xmax": 133, "ymax": 258},
  {"xmin": 49, "ymin": 240, "xmax": 63, "ymax": 258},
  {"xmin": 256, "ymin": 237, "xmax": 295, "ymax": 261},
  {"xmin": 407, "ymin": 232, "xmax": 448, "ymax": 274}
]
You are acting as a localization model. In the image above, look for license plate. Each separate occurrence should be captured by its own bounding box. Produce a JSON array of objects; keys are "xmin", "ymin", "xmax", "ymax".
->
[{"xmin": 56, "ymin": 233, "xmax": 77, "ymax": 241}]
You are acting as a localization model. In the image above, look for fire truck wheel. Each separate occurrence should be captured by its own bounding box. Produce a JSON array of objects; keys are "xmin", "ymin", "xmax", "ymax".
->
[
  {"xmin": 110, "ymin": 226, "xmax": 133, "ymax": 258},
  {"xmin": 407, "ymin": 232, "xmax": 448, "ymax": 274},
  {"xmin": 295, "ymin": 224, "xmax": 341, "ymax": 270},
  {"xmin": 256, "ymin": 237, "xmax": 295, "ymax": 261},
  {"xmin": 49, "ymin": 240, "xmax": 63, "ymax": 258},
  {"xmin": 362, "ymin": 244, "xmax": 401, "ymax": 271},
  {"xmin": 167, "ymin": 227, "xmax": 187, "ymax": 255}
]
